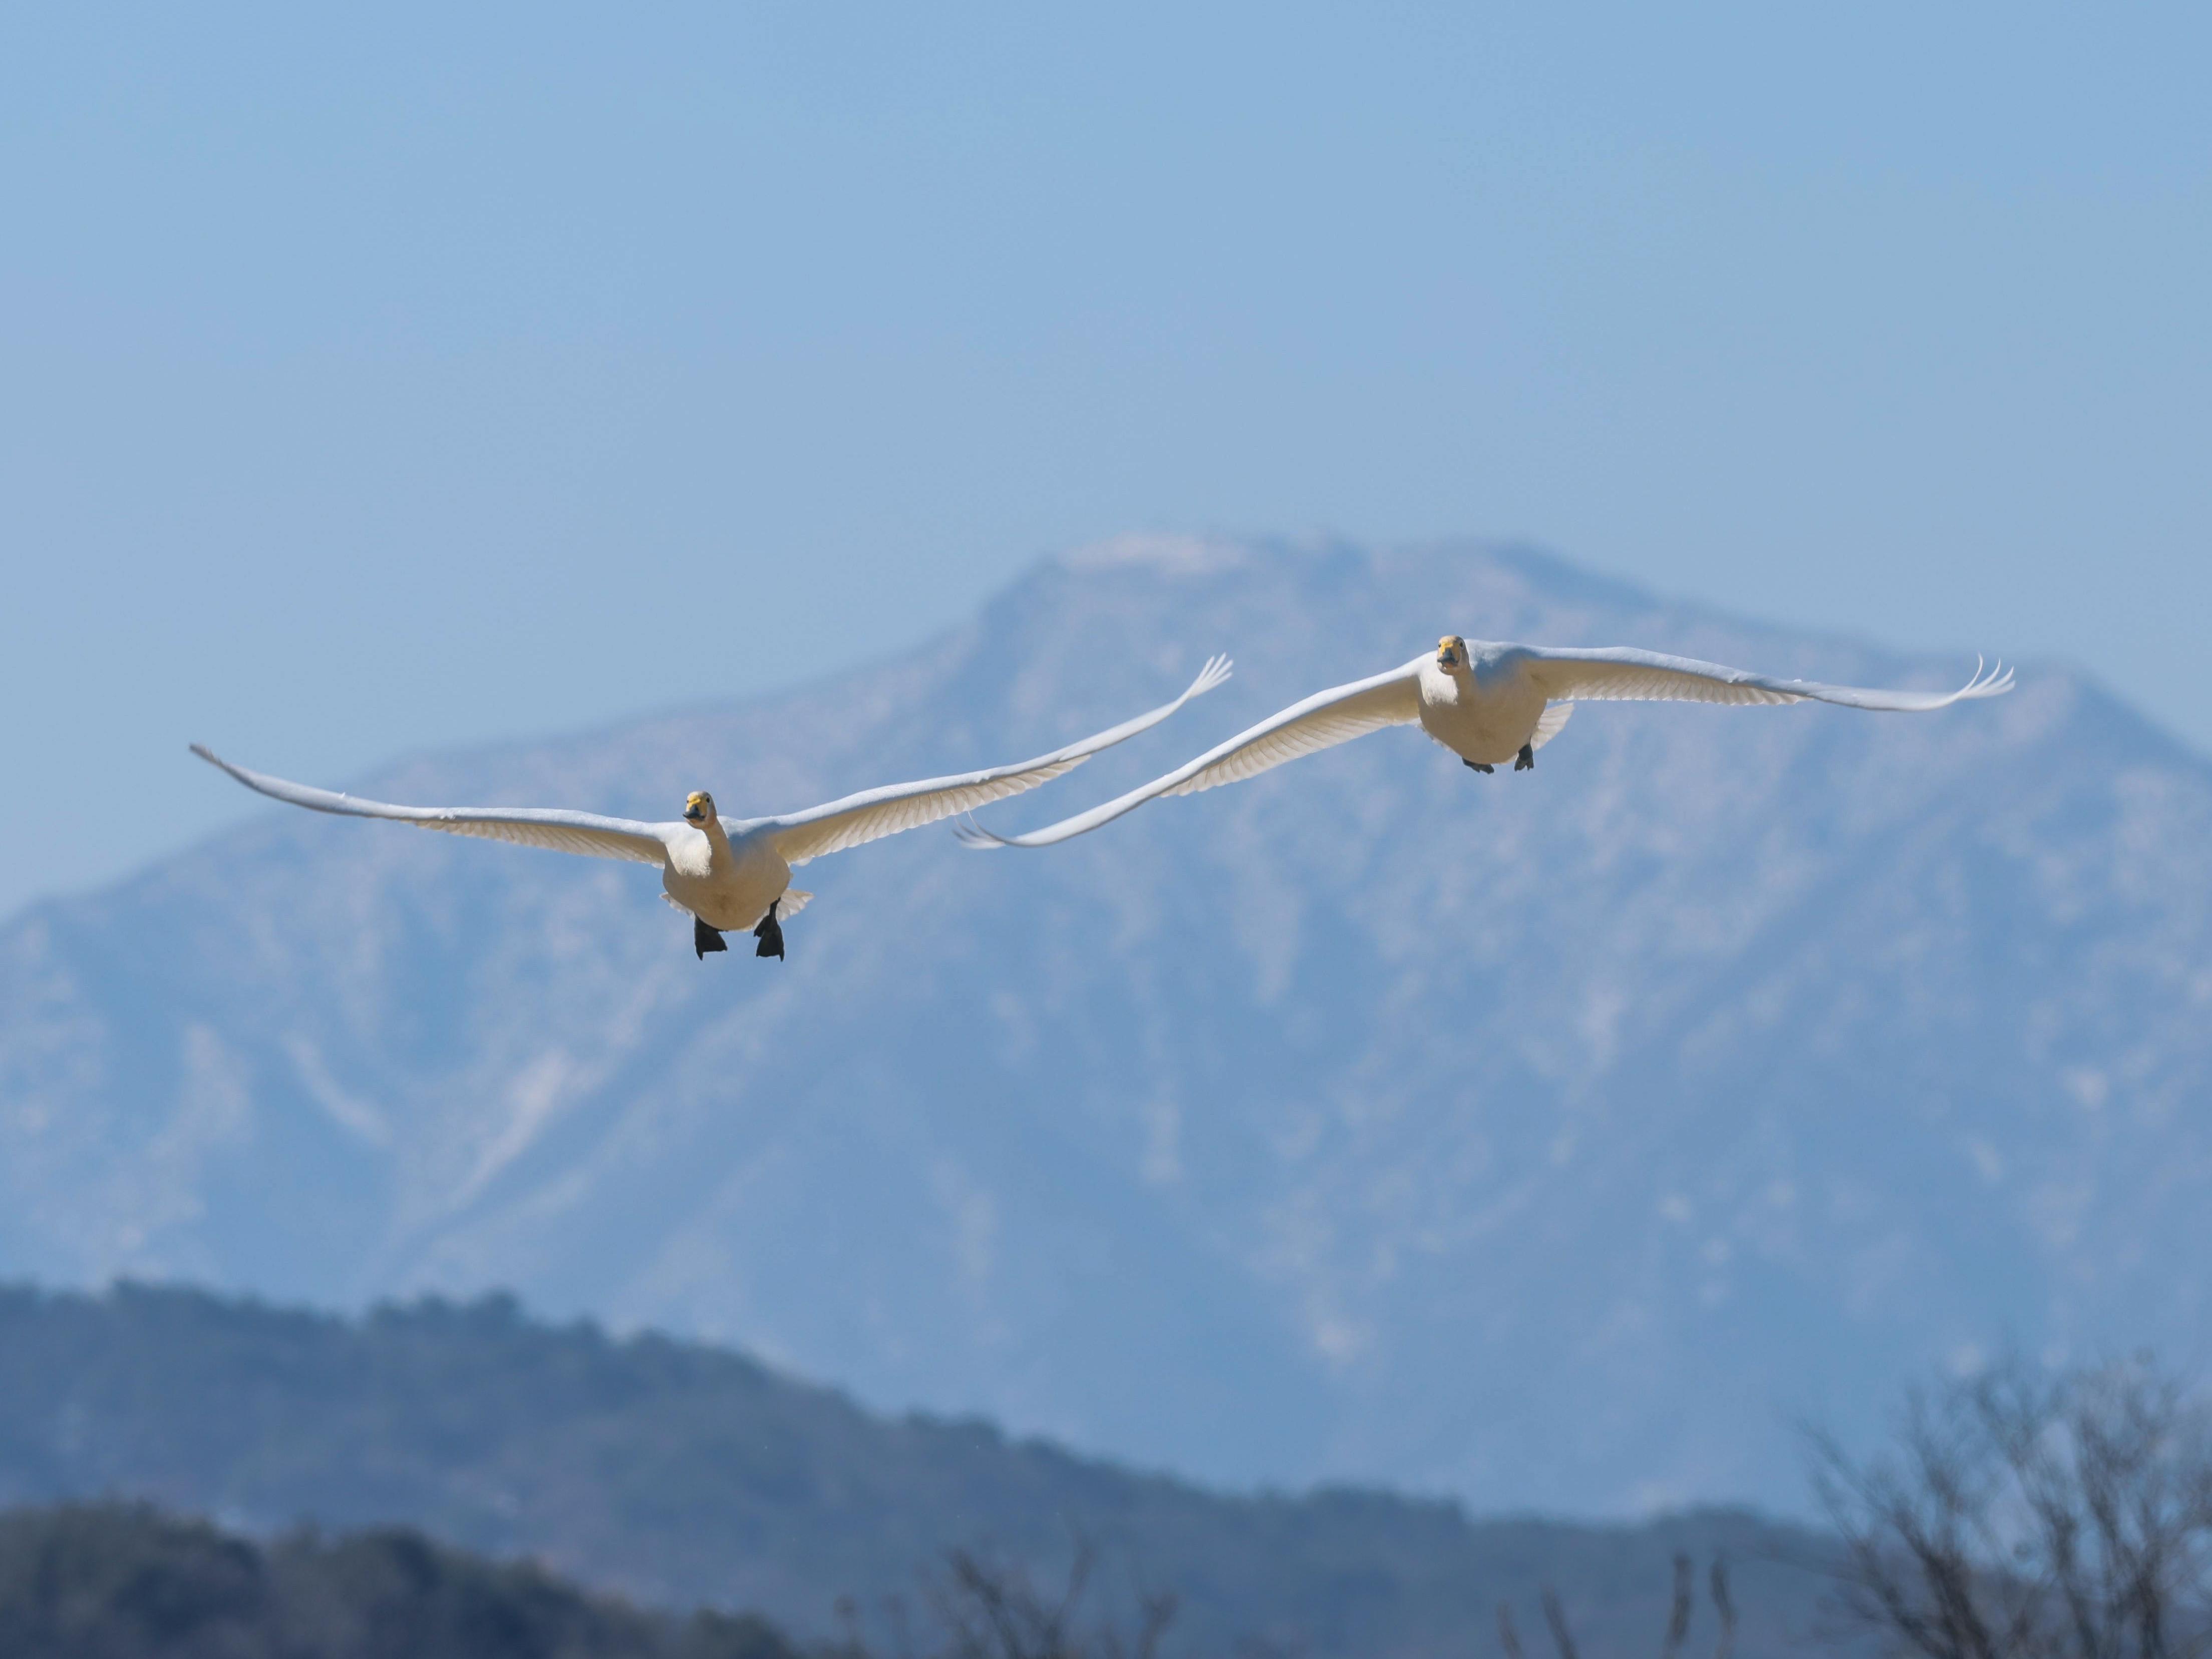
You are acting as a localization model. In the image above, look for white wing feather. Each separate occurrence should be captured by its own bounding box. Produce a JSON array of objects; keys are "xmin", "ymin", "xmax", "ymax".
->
[
  {"xmin": 1529, "ymin": 700, "xmax": 1574, "ymax": 750},
  {"xmin": 957, "ymin": 661, "xmax": 1422, "ymax": 849},
  {"xmin": 760, "ymin": 655, "xmax": 1231, "ymax": 866},
  {"xmin": 1517, "ymin": 647, "xmax": 2013, "ymax": 712},
  {"xmin": 190, "ymin": 745, "xmax": 676, "ymax": 865}
]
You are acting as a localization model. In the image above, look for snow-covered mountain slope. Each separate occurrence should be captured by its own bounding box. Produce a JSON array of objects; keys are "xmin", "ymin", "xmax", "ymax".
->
[{"xmin": 6, "ymin": 535, "xmax": 2207, "ymax": 1514}]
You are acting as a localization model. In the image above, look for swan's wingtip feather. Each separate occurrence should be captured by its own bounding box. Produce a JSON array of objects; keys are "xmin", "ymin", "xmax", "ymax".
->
[
  {"xmin": 1959, "ymin": 656, "xmax": 2015, "ymax": 700},
  {"xmin": 191, "ymin": 742, "xmax": 254, "ymax": 780},
  {"xmin": 1186, "ymin": 653, "xmax": 1234, "ymax": 698},
  {"xmin": 952, "ymin": 814, "xmax": 1009, "ymax": 850}
]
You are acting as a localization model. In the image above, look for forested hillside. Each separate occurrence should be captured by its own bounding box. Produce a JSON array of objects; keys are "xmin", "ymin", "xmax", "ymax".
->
[
  {"xmin": 0, "ymin": 1502, "xmax": 796, "ymax": 1659},
  {"xmin": 0, "ymin": 1283, "xmax": 1833, "ymax": 1657}
]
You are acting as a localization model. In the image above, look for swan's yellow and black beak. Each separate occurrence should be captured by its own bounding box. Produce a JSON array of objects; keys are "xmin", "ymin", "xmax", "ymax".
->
[
  {"xmin": 683, "ymin": 791, "xmax": 712, "ymax": 825},
  {"xmin": 1437, "ymin": 634, "xmax": 1467, "ymax": 671}
]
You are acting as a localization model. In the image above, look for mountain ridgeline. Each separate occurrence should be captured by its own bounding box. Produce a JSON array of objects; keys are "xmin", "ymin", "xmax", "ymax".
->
[
  {"xmin": 0, "ymin": 1282, "xmax": 1830, "ymax": 1657},
  {"xmin": 2, "ymin": 536, "xmax": 2208, "ymax": 1516}
]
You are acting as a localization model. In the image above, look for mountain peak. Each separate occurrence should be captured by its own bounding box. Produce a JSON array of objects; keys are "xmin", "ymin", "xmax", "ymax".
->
[
  {"xmin": 3, "ymin": 535, "xmax": 2206, "ymax": 1519},
  {"xmin": 1058, "ymin": 530, "xmax": 1254, "ymax": 573}
]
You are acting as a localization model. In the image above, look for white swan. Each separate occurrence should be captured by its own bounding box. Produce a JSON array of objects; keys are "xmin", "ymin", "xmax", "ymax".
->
[
  {"xmin": 194, "ymin": 656, "xmax": 1229, "ymax": 960},
  {"xmin": 957, "ymin": 636, "xmax": 2012, "ymax": 849}
]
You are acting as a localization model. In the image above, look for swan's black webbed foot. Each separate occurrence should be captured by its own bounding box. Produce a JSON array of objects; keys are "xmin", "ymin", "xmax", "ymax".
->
[
  {"xmin": 753, "ymin": 899, "xmax": 785, "ymax": 961},
  {"xmin": 1463, "ymin": 759, "xmax": 1495, "ymax": 774},
  {"xmin": 694, "ymin": 918, "xmax": 728, "ymax": 959},
  {"xmin": 1514, "ymin": 743, "xmax": 1535, "ymax": 772}
]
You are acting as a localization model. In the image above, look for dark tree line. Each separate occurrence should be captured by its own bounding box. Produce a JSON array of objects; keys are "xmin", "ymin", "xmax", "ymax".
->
[
  {"xmin": 0, "ymin": 1502, "xmax": 794, "ymax": 1659},
  {"xmin": 0, "ymin": 1505, "xmax": 1169, "ymax": 1659},
  {"xmin": 1, "ymin": 1283, "xmax": 1808, "ymax": 1656},
  {"xmin": 16, "ymin": 1339, "xmax": 2211, "ymax": 1658}
]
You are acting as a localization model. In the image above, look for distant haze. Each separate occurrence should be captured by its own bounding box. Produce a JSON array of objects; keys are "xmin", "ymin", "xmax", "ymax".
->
[
  {"xmin": 6, "ymin": 538, "xmax": 2209, "ymax": 1517},
  {"xmin": 3, "ymin": 4, "xmax": 2209, "ymax": 922}
]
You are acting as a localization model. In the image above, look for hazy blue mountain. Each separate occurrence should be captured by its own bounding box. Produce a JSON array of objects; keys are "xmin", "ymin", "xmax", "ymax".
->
[
  {"xmin": 4, "ymin": 535, "xmax": 2207, "ymax": 1515},
  {"xmin": 0, "ymin": 1283, "xmax": 1831, "ymax": 1658}
]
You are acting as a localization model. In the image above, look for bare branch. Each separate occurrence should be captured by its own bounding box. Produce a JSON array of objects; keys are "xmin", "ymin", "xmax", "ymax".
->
[
  {"xmin": 1659, "ymin": 1553, "xmax": 1693, "ymax": 1659},
  {"xmin": 1806, "ymin": 1356, "xmax": 2212, "ymax": 1659},
  {"xmin": 1126, "ymin": 1591, "xmax": 1177, "ymax": 1659},
  {"xmin": 1541, "ymin": 1587, "xmax": 1582, "ymax": 1659},
  {"xmin": 1498, "ymin": 1602, "xmax": 1528, "ymax": 1659}
]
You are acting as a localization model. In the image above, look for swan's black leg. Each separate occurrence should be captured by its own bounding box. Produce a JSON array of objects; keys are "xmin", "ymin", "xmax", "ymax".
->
[
  {"xmin": 753, "ymin": 899, "xmax": 785, "ymax": 961},
  {"xmin": 1463, "ymin": 759, "xmax": 1495, "ymax": 774},
  {"xmin": 1514, "ymin": 743, "xmax": 1535, "ymax": 772},
  {"xmin": 694, "ymin": 917, "xmax": 728, "ymax": 959}
]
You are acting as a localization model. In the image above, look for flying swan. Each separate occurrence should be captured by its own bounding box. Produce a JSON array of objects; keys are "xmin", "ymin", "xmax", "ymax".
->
[
  {"xmin": 956, "ymin": 635, "xmax": 2011, "ymax": 849},
  {"xmin": 193, "ymin": 656, "xmax": 1230, "ymax": 961}
]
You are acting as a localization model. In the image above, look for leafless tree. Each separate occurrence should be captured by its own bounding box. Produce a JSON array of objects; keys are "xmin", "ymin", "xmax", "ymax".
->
[
  {"xmin": 1542, "ymin": 1585, "xmax": 1585, "ymax": 1659},
  {"xmin": 1499, "ymin": 1553, "xmax": 1736, "ymax": 1659},
  {"xmin": 834, "ymin": 1541, "xmax": 1176, "ymax": 1659},
  {"xmin": 1709, "ymin": 1558, "xmax": 1736, "ymax": 1659},
  {"xmin": 1808, "ymin": 1357, "xmax": 2212, "ymax": 1659},
  {"xmin": 1659, "ymin": 1553, "xmax": 1694, "ymax": 1659}
]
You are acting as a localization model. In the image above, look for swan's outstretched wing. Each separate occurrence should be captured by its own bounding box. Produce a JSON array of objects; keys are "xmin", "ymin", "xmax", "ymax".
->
[
  {"xmin": 191, "ymin": 745, "xmax": 678, "ymax": 865},
  {"xmin": 1516, "ymin": 647, "xmax": 2013, "ymax": 711},
  {"xmin": 957, "ymin": 660, "xmax": 1423, "ymax": 849},
  {"xmin": 1529, "ymin": 700, "xmax": 1574, "ymax": 750},
  {"xmin": 761, "ymin": 656, "xmax": 1232, "ymax": 867}
]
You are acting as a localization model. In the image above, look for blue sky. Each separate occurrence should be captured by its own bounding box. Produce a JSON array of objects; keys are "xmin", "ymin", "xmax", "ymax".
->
[{"xmin": 4, "ymin": 3, "xmax": 2206, "ymax": 922}]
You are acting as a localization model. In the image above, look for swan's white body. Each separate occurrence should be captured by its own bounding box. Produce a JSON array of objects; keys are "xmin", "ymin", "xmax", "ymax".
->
[
  {"xmin": 660, "ymin": 813, "xmax": 801, "ymax": 934},
  {"xmin": 959, "ymin": 637, "xmax": 2012, "ymax": 849},
  {"xmin": 1414, "ymin": 645, "xmax": 1550, "ymax": 765},
  {"xmin": 194, "ymin": 656, "xmax": 1231, "ymax": 946}
]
